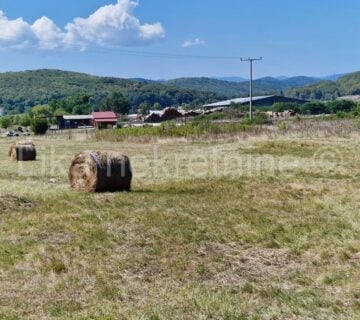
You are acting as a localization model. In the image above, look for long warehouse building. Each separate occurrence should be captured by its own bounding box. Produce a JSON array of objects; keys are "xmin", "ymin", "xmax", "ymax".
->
[{"xmin": 203, "ymin": 95, "xmax": 307, "ymax": 109}]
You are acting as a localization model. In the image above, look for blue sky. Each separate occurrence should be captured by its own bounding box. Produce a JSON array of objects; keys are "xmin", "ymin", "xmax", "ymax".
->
[{"xmin": 0, "ymin": 0, "xmax": 359, "ymax": 79}]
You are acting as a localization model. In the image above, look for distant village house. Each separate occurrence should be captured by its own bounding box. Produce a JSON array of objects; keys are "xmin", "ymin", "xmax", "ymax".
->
[{"xmin": 57, "ymin": 111, "xmax": 118, "ymax": 129}]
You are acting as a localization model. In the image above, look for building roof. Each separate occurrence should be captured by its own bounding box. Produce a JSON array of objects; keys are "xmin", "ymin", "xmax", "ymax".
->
[
  {"xmin": 63, "ymin": 115, "xmax": 93, "ymax": 120},
  {"xmin": 149, "ymin": 110, "xmax": 163, "ymax": 116},
  {"xmin": 92, "ymin": 111, "xmax": 117, "ymax": 122},
  {"xmin": 203, "ymin": 96, "xmax": 274, "ymax": 108},
  {"xmin": 96, "ymin": 118, "xmax": 118, "ymax": 122}
]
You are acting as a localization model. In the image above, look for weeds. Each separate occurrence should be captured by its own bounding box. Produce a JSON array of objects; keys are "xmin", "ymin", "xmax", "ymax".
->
[{"xmin": 96, "ymin": 118, "xmax": 360, "ymax": 142}]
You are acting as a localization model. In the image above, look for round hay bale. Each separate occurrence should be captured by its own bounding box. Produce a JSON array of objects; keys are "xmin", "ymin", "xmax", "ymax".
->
[
  {"xmin": 9, "ymin": 141, "xmax": 36, "ymax": 161},
  {"xmin": 69, "ymin": 151, "xmax": 132, "ymax": 192}
]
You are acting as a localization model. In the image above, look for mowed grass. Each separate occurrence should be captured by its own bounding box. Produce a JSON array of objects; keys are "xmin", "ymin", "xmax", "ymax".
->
[{"xmin": 0, "ymin": 128, "xmax": 359, "ymax": 319}]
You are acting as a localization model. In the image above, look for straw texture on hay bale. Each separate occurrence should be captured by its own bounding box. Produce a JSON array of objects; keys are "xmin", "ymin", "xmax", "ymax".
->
[
  {"xmin": 69, "ymin": 151, "xmax": 132, "ymax": 192},
  {"xmin": 9, "ymin": 141, "xmax": 36, "ymax": 161}
]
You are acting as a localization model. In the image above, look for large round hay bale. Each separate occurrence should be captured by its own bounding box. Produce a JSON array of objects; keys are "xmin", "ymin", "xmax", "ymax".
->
[
  {"xmin": 69, "ymin": 151, "xmax": 132, "ymax": 192},
  {"xmin": 9, "ymin": 141, "xmax": 36, "ymax": 161}
]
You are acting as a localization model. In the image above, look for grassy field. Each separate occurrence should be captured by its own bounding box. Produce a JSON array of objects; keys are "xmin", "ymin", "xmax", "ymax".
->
[{"xmin": 0, "ymin": 120, "xmax": 359, "ymax": 319}]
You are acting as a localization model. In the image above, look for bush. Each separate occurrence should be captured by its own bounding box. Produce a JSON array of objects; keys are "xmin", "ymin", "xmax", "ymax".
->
[
  {"xmin": 336, "ymin": 111, "xmax": 346, "ymax": 119},
  {"xmin": 300, "ymin": 102, "xmax": 329, "ymax": 115},
  {"xmin": 327, "ymin": 100, "xmax": 355, "ymax": 113},
  {"xmin": 0, "ymin": 116, "xmax": 13, "ymax": 129},
  {"xmin": 241, "ymin": 113, "xmax": 271, "ymax": 125},
  {"xmin": 31, "ymin": 118, "xmax": 49, "ymax": 135},
  {"xmin": 19, "ymin": 115, "xmax": 31, "ymax": 127},
  {"xmin": 352, "ymin": 105, "xmax": 360, "ymax": 117},
  {"xmin": 273, "ymin": 102, "xmax": 301, "ymax": 113}
]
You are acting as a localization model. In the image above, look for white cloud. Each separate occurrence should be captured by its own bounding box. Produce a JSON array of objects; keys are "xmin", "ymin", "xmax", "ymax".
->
[
  {"xmin": 0, "ymin": 10, "xmax": 35, "ymax": 49},
  {"xmin": 182, "ymin": 37, "xmax": 207, "ymax": 48},
  {"xmin": 31, "ymin": 17, "xmax": 66, "ymax": 50},
  {"xmin": 0, "ymin": 0, "xmax": 165, "ymax": 51}
]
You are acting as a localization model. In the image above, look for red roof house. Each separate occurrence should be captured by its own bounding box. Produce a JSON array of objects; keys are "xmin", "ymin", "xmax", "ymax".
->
[{"xmin": 92, "ymin": 112, "xmax": 118, "ymax": 128}]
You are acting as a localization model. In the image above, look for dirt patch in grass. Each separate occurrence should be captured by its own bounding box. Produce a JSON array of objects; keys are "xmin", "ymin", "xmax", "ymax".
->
[
  {"xmin": 233, "ymin": 247, "xmax": 299, "ymax": 277},
  {"xmin": 0, "ymin": 194, "xmax": 33, "ymax": 212},
  {"xmin": 197, "ymin": 243, "xmax": 305, "ymax": 286}
]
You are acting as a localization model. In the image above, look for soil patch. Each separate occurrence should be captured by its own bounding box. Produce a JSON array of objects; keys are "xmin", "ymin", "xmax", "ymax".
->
[{"xmin": 0, "ymin": 194, "xmax": 33, "ymax": 212}]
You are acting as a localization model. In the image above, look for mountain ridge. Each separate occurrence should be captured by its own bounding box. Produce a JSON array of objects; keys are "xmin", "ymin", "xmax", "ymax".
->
[
  {"xmin": 286, "ymin": 72, "xmax": 360, "ymax": 100},
  {"xmin": 0, "ymin": 69, "xmax": 358, "ymax": 114},
  {"xmin": 0, "ymin": 69, "xmax": 224, "ymax": 114},
  {"xmin": 164, "ymin": 76, "xmax": 320, "ymax": 97}
]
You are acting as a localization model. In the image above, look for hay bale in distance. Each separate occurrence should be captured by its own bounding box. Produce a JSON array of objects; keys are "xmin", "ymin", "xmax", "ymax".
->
[
  {"xmin": 69, "ymin": 151, "xmax": 132, "ymax": 192},
  {"xmin": 9, "ymin": 141, "xmax": 36, "ymax": 161}
]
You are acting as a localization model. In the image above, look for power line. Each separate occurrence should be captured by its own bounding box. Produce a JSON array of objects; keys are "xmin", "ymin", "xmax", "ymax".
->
[
  {"xmin": 83, "ymin": 47, "xmax": 241, "ymax": 60},
  {"xmin": 241, "ymin": 57, "xmax": 263, "ymax": 121}
]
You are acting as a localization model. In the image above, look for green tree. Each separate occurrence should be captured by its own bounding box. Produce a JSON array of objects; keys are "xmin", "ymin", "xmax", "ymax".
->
[
  {"xmin": 72, "ymin": 104, "xmax": 92, "ymax": 115},
  {"xmin": 153, "ymin": 102, "xmax": 162, "ymax": 110},
  {"xmin": 273, "ymin": 102, "xmax": 301, "ymax": 113},
  {"xmin": 12, "ymin": 115, "xmax": 21, "ymax": 125},
  {"xmin": 0, "ymin": 116, "xmax": 12, "ymax": 129},
  {"xmin": 49, "ymin": 94, "xmax": 91, "ymax": 115},
  {"xmin": 101, "ymin": 92, "xmax": 130, "ymax": 114},
  {"xmin": 53, "ymin": 108, "xmax": 67, "ymax": 117},
  {"xmin": 19, "ymin": 114, "xmax": 31, "ymax": 127},
  {"xmin": 300, "ymin": 102, "xmax": 329, "ymax": 115},
  {"xmin": 31, "ymin": 118, "xmax": 49, "ymax": 135},
  {"xmin": 327, "ymin": 100, "xmax": 355, "ymax": 113},
  {"xmin": 139, "ymin": 102, "xmax": 150, "ymax": 116},
  {"xmin": 69, "ymin": 95, "xmax": 92, "ymax": 115},
  {"xmin": 31, "ymin": 105, "xmax": 53, "ymax": 118}
]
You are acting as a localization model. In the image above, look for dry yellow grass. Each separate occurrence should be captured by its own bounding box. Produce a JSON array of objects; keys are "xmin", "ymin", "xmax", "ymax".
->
[{"xmin": 0, "ymin": 122, "xmax": 359, "ymax": 319}]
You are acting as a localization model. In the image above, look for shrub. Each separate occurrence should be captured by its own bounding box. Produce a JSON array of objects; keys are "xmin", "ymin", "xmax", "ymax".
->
[
  {"xmin": 31, "ymin": 118, "xmax": 49, "ymax": 135},
  {"xmin": 351, "ymin": 104, "xmax": 360, "ymax": 117},
  {"xmin": 336, "ymin": 111, "xmax": 346, "ymax": 119},
  {"xmin": 327, "ymin": 100, "xmax": 356, "ymax": 113},
  {"xmin": 19, "ymin": 115, "xmax": 31, "ymax": 127},
  {"xmin": 242, "ymin": 113, "xmax": 271, "ymax": 125},
  {"xmin": 0, "ymin": 116, "xmax": 13, "ymax": 129},
  {"xmin": 273, "ymin": 102, "xmax": 301, "ymax": 113},
  {"xmin": 301, "ymin": 102, "xmax": 329, "ymax": 115}
]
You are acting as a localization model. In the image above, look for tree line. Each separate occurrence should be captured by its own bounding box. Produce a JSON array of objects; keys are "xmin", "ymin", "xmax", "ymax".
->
[{"xmin": 271, "ymin": 100, "xmax": 360, "ymax": 116}]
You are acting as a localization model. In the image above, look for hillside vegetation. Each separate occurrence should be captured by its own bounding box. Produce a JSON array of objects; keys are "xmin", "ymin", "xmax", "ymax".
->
[
  {"xmin": 287, "ymin": 72, "xmax": 360, "ymax": 100},
  {"xmin": 1, "ymin": 69, "xmax": 360, "ymax": 116},
  {"xmin": 0, "ymin": 69, "xmax": 223, "ymax": 115},
  {"xmin": 166, "ymin": 76, "xmax": 319, "ymax": 97}
]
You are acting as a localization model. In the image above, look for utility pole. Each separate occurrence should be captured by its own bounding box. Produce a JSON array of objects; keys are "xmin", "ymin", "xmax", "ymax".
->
[{"xmin": 241, "ymin": 57, "xmax": 262, "ymax": 121}]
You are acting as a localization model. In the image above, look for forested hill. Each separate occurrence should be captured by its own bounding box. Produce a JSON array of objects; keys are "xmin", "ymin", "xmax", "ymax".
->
[
  {"xmin": 165, "ymin": 76, "xmax": 319, "ymax": 97},
  {"xmin": 1, "ymin": 69, "xmax": 359, "ymax": 115},
  {"xmin": 286, "ymin": 72, "xmax": 360, "ymax": 100},
  {"xmin": 0, "ymin": 69, "xmax": 224, "ymax": 114}
]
